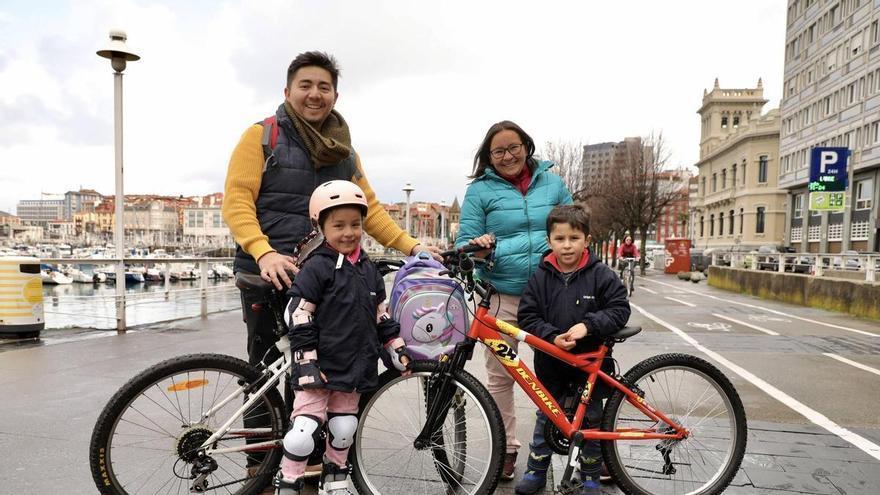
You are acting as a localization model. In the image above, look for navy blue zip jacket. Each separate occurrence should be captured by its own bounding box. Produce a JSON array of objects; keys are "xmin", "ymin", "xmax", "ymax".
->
[
  {"xmin": 287, "ymin": 243, "xmax": 399, "ymax": 393},
  {"xmin": 517, "ymin": 249, "xmax": 631, "ymax": 396}
]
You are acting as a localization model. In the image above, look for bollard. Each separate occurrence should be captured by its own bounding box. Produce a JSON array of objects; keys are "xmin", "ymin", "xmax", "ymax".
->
[
  {"xmin": 777, "ymin": 253, "xmax": 785, "ymax": 273},
  {"xmin": 711, "ymin": 252, "xmax": 718, "ymax": 267},
  {"xmin": 164, "ymin": 262, "xmax": 171, "ymax": 301},
  {"xmin": 200, "ymin": 260, "xmax": 209, "ymax": 318},
  {"xmin": 814, "ymin": 255, "xmax": 824, "ymax": 277},
  {"xmin": 867, "ymin": 256, "xmax": 876, "ymax": 282}
]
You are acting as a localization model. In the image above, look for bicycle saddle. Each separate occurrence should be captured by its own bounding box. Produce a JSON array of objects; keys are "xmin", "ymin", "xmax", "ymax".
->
[
  {"xmin": 608, "ymin": 325, "xmax": 642, "ymax": 342},
  {"xmin": 235, "ymin": 271, "xmax": 274, "ymax": 294}
]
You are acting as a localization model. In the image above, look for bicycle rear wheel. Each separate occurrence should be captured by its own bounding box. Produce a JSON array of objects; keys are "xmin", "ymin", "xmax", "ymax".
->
[
  {"xmin": 351, "ymin": 360, "xmax": 505, "ymax": 495},
  {"xmin": 601, "ymin": 353, "xmax": 747, "ymax": 495},
  {"xmin": 89, "ymin": 354, "xmax": 285, "ymax": 495}
]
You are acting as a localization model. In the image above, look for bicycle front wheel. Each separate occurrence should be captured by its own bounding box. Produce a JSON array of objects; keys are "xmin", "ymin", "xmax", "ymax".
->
[
  {"xmin": 89, "ymin": 354, "xmax": 285, "ymax": 495},
  {"xmin": 351, "ymin": 360, "xmax": 505, "ymax": 495},
  {"xmin": 601, "ymin": 353, "xmax": 747, "ymax": 495}
]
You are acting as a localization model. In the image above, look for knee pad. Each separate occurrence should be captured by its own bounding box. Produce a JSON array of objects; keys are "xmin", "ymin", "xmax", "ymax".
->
[
  {"xmin": 283, "ymin": 414, "xmax": 323, "ymax": 461},
  {"xmin": 327, "ymin": 413, "xmax": 358, "ymax": 451}
]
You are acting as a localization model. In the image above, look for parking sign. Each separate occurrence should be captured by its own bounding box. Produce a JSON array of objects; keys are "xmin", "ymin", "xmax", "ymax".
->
[{"xmin": 809, "ymin": 147, "xmax": 848, "ymax": 211}]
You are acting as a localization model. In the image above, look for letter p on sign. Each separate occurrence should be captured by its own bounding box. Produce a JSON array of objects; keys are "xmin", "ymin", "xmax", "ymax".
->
[{"xmin": 820, "ymin": 151, "xmax": 838, "ymax": 173}]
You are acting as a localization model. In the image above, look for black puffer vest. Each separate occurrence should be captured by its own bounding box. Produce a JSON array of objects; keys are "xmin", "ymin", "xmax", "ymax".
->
[{"xmin": 233, "ymin": 104, "xmax": 357, "ymax": 274}]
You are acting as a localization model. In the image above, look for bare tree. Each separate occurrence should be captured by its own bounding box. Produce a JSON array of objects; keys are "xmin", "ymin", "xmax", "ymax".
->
[
  {"xmin": 600, "ymin": 132, "xmax": 681, "ymax": 274},
  {"xmin": 542, "ymin": 140, "xmax": 586, "ymax": 200}
]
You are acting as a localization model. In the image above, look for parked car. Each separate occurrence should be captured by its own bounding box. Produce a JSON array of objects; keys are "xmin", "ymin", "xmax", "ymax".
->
[
  {"xmin": 690, "ymin": 248, "xmax": 710, "ymax": 272},
  {"xmin": 782, "ymin": 247, "xmax": 812, "ymax": 274}
]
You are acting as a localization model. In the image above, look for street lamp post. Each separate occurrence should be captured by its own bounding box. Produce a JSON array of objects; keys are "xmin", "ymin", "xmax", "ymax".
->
[
  {"xmin": 402, "ymin": 182, "xmax": 414, "ymax": 237},
  {"xmin": 97, "ymin": 29, "xmax": 140, "ymax": 332}
]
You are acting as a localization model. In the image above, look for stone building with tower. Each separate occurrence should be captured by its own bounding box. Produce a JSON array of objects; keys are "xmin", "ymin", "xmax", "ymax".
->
[{"xmin": 690, "ymin": 79, "xmax": 787, "ymax": 251}]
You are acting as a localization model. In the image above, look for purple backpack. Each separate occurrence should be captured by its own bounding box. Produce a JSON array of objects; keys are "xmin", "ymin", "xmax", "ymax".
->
[{"xmin": 390, "ymin": 253, "xmax": 469, "ymax": 360}]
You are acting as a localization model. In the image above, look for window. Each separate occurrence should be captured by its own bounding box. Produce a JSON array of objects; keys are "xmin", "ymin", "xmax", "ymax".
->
[
  {"xmin": 739, "ymin": 208, "xmax": 744, "ymax": 234},
  {"xmin": 758, "ymin": 156, "xmax": 769, "ymax": 183},
  {"xmin": 712, "ymin": 173, "xmax": 717, "ymax": 192},
  {"xmin": 856, "ymin": 178, "xmax": 874, "ymax": 209},
  {"xmin": 212, "ymin": 213, "xmax": 222, "ymax": 228},
  {"xmin": 852, "ymin": 220, "xmax": 871, "ymax": 240},
  {"xmin": 828, "ymin": 223, "xmax": 843, "ymax": 241},
  {"xmin": 729, "ymin": 209, "xmax": 735, "ymax": 235},
  {"xmin": 722, "ymin": 169, "xmax": 727, "ymax": 189},
  {"xmin": 794, "ymin": 194, "xmax": 804, "ymax": 218},
  {"xmin": 733, "ymin": 115, "xmax": 740, "ymax": 128},
  {"xmin": 700, "ymin": 216, "xmax": 704, "ymax": 237},
  {"xmin": 742, "ymin": 162, "xmax": 747, "ymax": 184},
  {"xmin": 719, "ymin": 212, "xmax": 724, "ymax": 236},
  {"xmin": 721, "ymin": 116, "xmax": 728, "ymax": 129},
  {"xmin": 790, "ymin": 227, "xmax": 803, "ymax": 242},
  {"xmin": 808, "ymin": 225, "xmax": 822, "ymax": 241},
  {"xmin": 873, "ymin": 20, "xmax": 879, "ymax": 44},
  {"xmin": 701, "ymin": 177, "xmax": 706, "ymax": 196},
  {"xmin": 756, "ymin": 207, "xmax": 765, "ymax": 234},
  {"xmin": 847, "ymin": 83, "xmax": 856, "ymax": 104},
  {"xmin": 710, "ymin": 214, "xmax": 715, "ymax": 236},
  {"xmin": 732, "ymin": 164, "xmax": 737, "ymax": 185}
]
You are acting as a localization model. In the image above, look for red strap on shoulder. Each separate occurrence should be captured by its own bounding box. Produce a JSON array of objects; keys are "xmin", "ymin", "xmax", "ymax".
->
[{"xmin": 262, "ymin": 116, "xmax": 279, "ymax": 149}]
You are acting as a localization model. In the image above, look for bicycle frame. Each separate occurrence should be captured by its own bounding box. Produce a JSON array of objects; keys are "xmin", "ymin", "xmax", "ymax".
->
[
  {"xmin": 470, "ymin": 306, "xmax": 689, "ymax": 443},
  {"xmin": 195, "ymin": 337, "xmax": 291, "ymax": 456}
]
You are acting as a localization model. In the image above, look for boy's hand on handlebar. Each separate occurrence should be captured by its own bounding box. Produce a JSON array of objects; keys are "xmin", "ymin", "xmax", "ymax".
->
[{"xmin": 257, "ymin": 251, "xmax": 298, "ymax": 290}]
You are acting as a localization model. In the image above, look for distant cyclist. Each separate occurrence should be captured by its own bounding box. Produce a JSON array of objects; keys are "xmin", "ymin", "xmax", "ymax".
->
[{"xmin": 616, "ymin": 235, "xmax": 640, "ymax": 278}]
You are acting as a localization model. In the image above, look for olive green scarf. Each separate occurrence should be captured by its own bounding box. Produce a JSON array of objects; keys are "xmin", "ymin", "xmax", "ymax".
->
[{"xmin": 283, "ymin": 101, "xmax": 352, "ymax": 169}]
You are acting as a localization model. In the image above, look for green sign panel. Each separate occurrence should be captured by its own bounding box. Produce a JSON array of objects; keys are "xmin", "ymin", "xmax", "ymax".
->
[{"xmin": 809, "ymin": 191, "xmax": 845, "ymax": 211}]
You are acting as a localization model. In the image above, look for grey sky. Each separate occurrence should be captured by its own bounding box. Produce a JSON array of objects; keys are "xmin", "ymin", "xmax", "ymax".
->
[{"xmin": 0, "ymin": 0, "xmax": 785, "ymax": 214}]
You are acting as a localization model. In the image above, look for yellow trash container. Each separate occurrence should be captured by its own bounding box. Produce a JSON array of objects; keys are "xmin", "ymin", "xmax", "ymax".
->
[{"xmin": 0, "ymin": 257, "xmax": 44, "ymax": 337}]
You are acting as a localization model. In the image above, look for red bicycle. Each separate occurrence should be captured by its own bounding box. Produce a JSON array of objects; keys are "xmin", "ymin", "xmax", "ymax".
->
[{"xmin": 351, "ymin": 245, "xmax": 747, "ymax": 495}]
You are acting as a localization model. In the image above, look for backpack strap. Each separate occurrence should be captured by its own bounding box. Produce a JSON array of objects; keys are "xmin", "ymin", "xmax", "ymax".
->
[{"xmin": 259, "ymin": 116, "xmax": 279, "ymax": 172}]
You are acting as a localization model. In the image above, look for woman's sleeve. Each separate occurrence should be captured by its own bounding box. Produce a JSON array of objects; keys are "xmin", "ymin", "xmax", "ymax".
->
[
  {"xmin": 558, "ymin": 177, "xmax": 573, "ymax": 205},
  {"xmin": 455, "ymin": 185, "xmax": 486, "ymax": 249}
]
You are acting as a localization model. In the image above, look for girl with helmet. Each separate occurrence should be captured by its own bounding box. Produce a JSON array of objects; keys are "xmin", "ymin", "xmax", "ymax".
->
[{"xmin": 276, "ymin": 180, "xmax": 411, "ymax": 495}]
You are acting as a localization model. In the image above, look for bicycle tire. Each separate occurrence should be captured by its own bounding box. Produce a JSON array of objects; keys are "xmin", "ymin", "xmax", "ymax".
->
[
  {"xmin": 601, "ymin": 353, "xmax": 747, "ymax": 495},
  {"xmin": 89, "ymin": 353, "xmax": 285, "ymax": 495},
  {"xmin": 351, "ymin": 360, "xmax": 505, "ymax": 495}
]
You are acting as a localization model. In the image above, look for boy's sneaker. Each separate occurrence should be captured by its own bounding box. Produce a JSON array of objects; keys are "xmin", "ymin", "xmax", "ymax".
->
[
  {"xmin": 501, "ymin": 452, "xmax": 518, "ymax": 480},
  {"xmin": 319, "ymin": 461, "xmax": 353, "ymax": 495},
  {"xmin": 514, "ymin": 470, "xmax": 547, "ymax": 494},
  {"xmin": 274, "ymin": 472, "xmax": 304, "ymax": 495},
  {"xmin": 581, "ymin": 478, "xmax": 601, "ymax": 495}
]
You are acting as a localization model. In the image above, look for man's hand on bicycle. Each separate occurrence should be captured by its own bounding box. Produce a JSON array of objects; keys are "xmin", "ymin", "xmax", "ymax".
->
[
  {"xmin": 553, "ymin": 322, "xmax": 588, "ymax": 351},
  {"xmin": 257, "ymin": 251, "xmax": 298, "ymax": 290}
]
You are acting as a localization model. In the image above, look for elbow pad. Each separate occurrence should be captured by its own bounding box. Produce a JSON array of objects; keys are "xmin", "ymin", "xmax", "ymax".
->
[{"xmin": 286, "ymin": 297, "xmax": 317, "ymax": 328}]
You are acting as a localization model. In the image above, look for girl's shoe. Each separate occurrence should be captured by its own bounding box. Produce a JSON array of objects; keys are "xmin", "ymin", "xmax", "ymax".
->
[
  {"xmin": 501, "ymin": 452, "xmax": 518, "ymax": 480},
  {"xmin": 319, "ymin": 461, "xmax": 353, "ymax": 495},
  {"xmin": 274, "ymin": 472, "xmax": 304, "ymax": 495}
]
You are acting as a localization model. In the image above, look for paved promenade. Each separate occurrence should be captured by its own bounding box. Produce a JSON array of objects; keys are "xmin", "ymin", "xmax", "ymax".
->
[{"xmin": 2, "ymin": 273, "xmax": 880, "ymax": 493}]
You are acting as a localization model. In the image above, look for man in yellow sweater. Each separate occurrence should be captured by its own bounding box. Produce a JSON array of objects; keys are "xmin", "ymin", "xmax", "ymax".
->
[{"xmin": 223, "ymin": 51, "xmax": 438, "ymax": 488}]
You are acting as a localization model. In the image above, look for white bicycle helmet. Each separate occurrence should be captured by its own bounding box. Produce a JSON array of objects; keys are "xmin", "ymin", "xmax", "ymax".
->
[{"xmin": 309, "ymin": 180, "xmax": 369, "ymax": 227}]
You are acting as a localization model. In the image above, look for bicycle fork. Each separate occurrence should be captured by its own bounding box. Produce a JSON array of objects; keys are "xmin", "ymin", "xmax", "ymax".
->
[{"xmin": 413, "ymin": 339, "xmax": 475, "ymax": 450}]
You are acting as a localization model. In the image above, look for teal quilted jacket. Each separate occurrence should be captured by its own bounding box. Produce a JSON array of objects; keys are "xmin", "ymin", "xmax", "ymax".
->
[{"xmin": 455, "ymin": 160, "xmax": 572, "ymax": 295}]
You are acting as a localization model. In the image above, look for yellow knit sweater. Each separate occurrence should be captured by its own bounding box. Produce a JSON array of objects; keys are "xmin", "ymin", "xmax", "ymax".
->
[{"xmin": 222, "ymin": 124, "xmax": 419, "ymax": 262}]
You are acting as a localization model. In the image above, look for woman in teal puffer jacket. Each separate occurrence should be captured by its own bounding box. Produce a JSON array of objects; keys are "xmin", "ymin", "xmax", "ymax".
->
[{"xmin": 455, "ymin": 120, "xmax": 572, "ymax": 480}]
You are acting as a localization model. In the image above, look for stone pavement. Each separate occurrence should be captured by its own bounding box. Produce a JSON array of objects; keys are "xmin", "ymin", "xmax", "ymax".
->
[{"xmin": 1, "ymin": 310, "xmax": 878, "ymax": 494}]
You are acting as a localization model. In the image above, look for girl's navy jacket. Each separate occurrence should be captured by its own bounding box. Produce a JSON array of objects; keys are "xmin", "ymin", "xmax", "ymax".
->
[
  {"xmin": 287, "ymin": 243, "xmax": 400, "ymax": 393},
  {"xmin": 517, "ymin": 249, "xmax": 631, "ymax": 396}
]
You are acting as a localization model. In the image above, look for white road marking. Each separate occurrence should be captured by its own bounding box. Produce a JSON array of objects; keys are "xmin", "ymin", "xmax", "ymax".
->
[
  {"xmin": 823, "ymin": 353, "xmax": 880, "ymax": 377},
  {"xmin": 640, "ymin": 277, "xmax": 880, "ymax": 338},
  {"xmin": 687, "ymin": 322, "xmax": 732, "ymax": 332},
  {"xmin": 665, "ymin": 297, "xmax": 696, "ymax": 307},
  {"xmin": 713, "ymin": 313, "xmax": 780, "ymax": 336},
  {"xmin": 748, "ymin": 314, "xmax": 791, "ymax": 323},
  {"xmin": 640, "ymin": 286, "xmax": 658, "ymax": 295},
  {"xmin": 631, "ymin": 302, "xmax": 880, "ymax": 461}
]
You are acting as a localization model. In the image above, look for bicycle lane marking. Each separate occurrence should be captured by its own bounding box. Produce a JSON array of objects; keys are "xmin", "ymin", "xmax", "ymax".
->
[
  {"xmin": 712, "ymin": 313, "xmax": 780, "ymax": 336},
  {"xmin": 665, "ymin": 297, "xmax": 696, "ymax": 307},
  {"xmin": 640, "ymin": 286, "xmax": 658, "ymax": 295},
  {"xmin": 822, "ymin": 353, "xmax": 880, "ymax": 377},
  {"xmin": 639, "ymin": 277, "xmax": 880, "ymax": 338},
  {"xmin": 631, "ymin": 302, "xmax": 880, "ymax": 461}
]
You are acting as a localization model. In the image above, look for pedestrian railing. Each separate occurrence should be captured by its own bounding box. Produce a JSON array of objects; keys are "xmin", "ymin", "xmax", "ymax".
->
[
  {"xmin": 39, "ymin": 257, "xmax": 236, "ymax": 330},
  {"xmin": 707, "ymin": 252, "xmax": 879, "ymax": 282}
]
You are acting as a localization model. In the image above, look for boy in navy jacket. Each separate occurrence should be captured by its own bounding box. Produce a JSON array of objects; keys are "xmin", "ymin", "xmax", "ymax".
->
[{"xmin": 514, "ymin": 204, "xmax": 630, "ymax": 495}]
